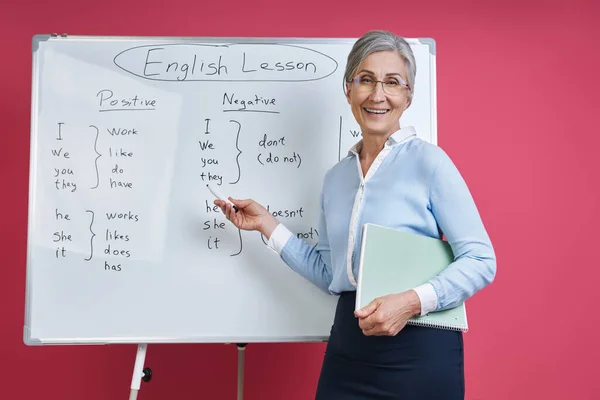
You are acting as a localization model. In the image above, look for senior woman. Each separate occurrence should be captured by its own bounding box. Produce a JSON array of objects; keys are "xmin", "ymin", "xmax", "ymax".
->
[{"xmin": 215, "ymin": 30, "xmax": 496, "ymax": 399}]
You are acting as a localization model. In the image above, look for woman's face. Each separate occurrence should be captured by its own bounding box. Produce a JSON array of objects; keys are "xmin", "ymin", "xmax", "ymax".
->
[{"xmin": 346, "ymin": 51, "xmax": 411, "ymax": 140}]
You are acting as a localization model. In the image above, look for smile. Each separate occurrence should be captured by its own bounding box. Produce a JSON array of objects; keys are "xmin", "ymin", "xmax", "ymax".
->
[{"xmin": 364, "ymin": 108, "xmax": 389, "ymax": 114}]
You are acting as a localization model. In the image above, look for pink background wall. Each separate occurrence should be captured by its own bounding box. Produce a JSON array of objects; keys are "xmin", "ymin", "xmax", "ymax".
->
[{"xmin": 2, "ymin": 0, "xmax": 598, "ymax": 398}]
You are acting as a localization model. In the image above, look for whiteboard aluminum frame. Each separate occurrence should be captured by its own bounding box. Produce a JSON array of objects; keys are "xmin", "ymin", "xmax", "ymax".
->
[{"xmin": 25, "ymin": 34, "xmax": 437, "ymax": 345}]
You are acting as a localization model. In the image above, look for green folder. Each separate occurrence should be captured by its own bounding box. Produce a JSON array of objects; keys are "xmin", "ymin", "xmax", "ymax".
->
[{"xmin": 356, "ymin": 223, "xmax": 468, "ymax": 332}]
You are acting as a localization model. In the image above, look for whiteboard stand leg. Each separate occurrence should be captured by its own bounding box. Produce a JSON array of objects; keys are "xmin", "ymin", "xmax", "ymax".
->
[
  {"xmin": 237, "ymin": 343, "xmax": 247, "ymax": 400},
  {"xmin": 129, "ymin": 344, "xmax": 152, "ymax": 400}
]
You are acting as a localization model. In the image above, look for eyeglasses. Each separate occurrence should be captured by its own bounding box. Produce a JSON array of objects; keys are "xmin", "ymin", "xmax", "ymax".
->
[{"xmin": 351, "ymin": 75, "xmax": 411, "ymax": 96}]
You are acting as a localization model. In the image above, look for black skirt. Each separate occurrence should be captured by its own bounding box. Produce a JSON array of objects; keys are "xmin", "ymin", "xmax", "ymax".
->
[{"xmin": 315, "ymin": 291, "xmax": 465, "ymax": 400}]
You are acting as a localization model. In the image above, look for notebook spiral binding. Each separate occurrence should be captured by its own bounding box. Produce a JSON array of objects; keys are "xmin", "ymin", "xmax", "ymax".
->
[{"xmin": 407, "ymin": 318, "xmax": 468, "ymax": 332}]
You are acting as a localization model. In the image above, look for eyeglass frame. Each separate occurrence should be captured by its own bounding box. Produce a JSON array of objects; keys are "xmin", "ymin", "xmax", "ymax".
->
[{"xmin": 349, "ymin": 74, "xmax": 411, "ymax": 95}]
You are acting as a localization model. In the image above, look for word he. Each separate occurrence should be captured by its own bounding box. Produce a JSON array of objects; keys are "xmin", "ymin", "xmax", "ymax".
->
[
  {"xmin": 205, "ymin": 200, "xmax": 221, "ymax": 213},
  {"xmin": 55, "ymin": 209, "xmax": 71, "ymax": 220}
]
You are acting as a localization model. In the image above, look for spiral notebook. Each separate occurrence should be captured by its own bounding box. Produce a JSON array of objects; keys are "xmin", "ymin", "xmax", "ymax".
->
[{"xmin": 355, "ymin": 223, "xmax": 468, "ymax": 332}]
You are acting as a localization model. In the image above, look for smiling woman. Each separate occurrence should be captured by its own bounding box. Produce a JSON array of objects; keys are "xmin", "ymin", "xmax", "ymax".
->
[{"xmin": 212, "ymin": 30, "xmax": 496, "ymax": 400}]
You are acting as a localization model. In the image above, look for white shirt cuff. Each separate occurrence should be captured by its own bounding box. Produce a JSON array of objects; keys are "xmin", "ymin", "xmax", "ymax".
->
[
  {"xmin": 413, "ymin": 283, "xmax": 438, "ymax": 316},
  {"xmin": 266, "ymin": 223, "xmax": 293, "ymax": 255}
]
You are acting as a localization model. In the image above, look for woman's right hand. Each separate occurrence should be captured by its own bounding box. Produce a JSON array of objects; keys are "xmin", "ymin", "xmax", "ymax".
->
[{"xmin": 214, "ymin": 198, "xmax": 280, "ymax": 239}]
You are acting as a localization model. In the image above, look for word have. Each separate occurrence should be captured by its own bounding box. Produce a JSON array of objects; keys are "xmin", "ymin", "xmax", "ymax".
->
[{"xmin": 97, "ymin": 89, "xmax": 156, "ymax": 112}]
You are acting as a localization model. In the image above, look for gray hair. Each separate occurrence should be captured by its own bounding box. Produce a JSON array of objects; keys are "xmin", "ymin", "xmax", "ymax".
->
[{"xmin": 344, "ymin": 30, "xmax": 416, "ymax": 106}]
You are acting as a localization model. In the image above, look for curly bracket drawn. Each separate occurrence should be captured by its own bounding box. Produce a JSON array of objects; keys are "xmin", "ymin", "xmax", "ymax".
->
[
  {"xmin": 229, "ymin": 120, "xmax": 242, "ymax": 184},
  {"xmin": 89, "ymin": 125, "xmax": 102, "ymax": 189},
  {"xmin": 85, "ymin": 210, "xmax": 95, "ymax": 261},
  {"xmin": 231, "ymin": 228, "xmax": 243, "ymax": 257}
]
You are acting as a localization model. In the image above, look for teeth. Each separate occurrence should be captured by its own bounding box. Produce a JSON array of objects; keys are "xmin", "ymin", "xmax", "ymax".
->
[{"xmin": 365, "ymin": 108, "xmax": 387, "ymax": 114}]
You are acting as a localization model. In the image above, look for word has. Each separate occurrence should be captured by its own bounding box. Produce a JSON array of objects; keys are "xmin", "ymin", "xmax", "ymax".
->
[{"xmin": 104, "ymin": 261, "xmax": 122, "ymax": 272}]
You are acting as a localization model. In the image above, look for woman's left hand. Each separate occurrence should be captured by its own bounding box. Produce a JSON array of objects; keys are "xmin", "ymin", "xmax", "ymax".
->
[{"xmin": 354, "ymin": 290, "xmax": 422, "ymax": 336}]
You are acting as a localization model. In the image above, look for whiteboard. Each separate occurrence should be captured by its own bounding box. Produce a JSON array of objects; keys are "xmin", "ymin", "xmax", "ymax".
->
[{"xmin": 25, "ymin": 34, "xmax": 437, "ymax": 344}]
